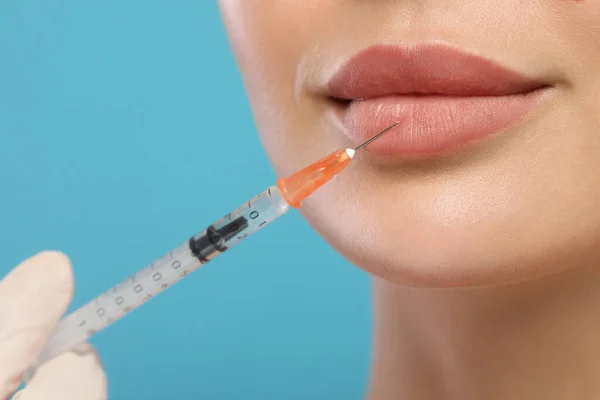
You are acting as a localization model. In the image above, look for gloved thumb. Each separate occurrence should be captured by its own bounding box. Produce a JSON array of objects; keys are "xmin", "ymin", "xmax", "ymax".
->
[{"xmin": 0, "ymin": 251, "xmax": 74, "ymax": 398}]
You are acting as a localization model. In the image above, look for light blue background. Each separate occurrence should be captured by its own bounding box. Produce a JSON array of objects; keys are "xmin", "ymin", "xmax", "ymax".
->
[{"xmin": 0, "ymin": 1, "xmax": 372, "ymax": 398}]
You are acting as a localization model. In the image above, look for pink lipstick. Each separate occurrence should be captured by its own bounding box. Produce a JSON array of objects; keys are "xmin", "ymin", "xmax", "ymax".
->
[{"xmin": 325, "ymin": 43, "xmax": 551, "ymax": 155}]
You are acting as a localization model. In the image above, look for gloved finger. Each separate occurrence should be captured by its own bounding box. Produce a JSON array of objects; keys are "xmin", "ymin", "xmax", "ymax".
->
[
  {"xmin": 12, "ymin": 343, "xmax": 107, "ymax": 400},
  {"xmin": 0, "ymin": 251, "xmax": 74, "ymax": 399}
]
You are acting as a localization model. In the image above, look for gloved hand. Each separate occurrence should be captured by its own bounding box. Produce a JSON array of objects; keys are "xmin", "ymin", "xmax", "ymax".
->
[{"xmin": 0, "ymin": 251, "xmax": 107, "ymax": 400}]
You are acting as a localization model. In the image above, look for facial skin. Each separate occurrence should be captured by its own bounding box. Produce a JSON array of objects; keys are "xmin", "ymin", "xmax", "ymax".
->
[{"xmin": 217, "ymin": 1, "xmax": 600, "ymax": 288}]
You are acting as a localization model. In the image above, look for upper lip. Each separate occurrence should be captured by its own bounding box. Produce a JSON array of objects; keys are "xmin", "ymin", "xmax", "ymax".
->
[{"xmin": 324, "ymin": 42, "xmax": 546, "ymax": 101}]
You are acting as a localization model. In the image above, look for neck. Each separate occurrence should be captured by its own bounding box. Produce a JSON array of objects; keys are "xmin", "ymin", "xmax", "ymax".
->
[{"xmin": 367, "ymin": 263, "xmax": 600, "ymax": 400}]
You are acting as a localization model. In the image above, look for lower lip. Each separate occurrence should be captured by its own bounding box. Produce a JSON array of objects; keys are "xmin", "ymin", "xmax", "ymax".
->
[{"xmin": 335, "ymin": 89, "xmax": 550, "ymax": 156}]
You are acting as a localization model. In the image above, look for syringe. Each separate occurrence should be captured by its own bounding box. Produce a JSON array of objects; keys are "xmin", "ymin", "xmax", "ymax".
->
[{"xmin": 31, "ymin": 122, "xmax": 399, "ymax": 369}]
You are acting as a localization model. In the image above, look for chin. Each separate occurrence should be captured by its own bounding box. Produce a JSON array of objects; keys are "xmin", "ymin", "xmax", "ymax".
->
[
  {"xmin": 296, "ymin": 164, "xmax": 600, "ymax": 289},
  {"xmin": 304, "ymin": 214, "xmax": 600, "ymax": 289}
]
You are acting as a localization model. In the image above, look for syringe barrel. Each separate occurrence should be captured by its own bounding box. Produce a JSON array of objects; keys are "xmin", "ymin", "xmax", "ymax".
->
[
  {"xmin": 30, "ymin": 186, "xmax": 289, "ymax": 370},
  {"xmin": 189, "ymin": 186, "xmax": 290, "ymax": 261}
]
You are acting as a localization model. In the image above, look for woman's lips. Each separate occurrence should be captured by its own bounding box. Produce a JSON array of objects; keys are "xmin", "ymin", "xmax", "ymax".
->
[
  {"xmin": 324, "ymin": 43, "xmax": 551, "ymax": 155},
  {"xmin": 341, "ymin": 92, "xmax": 545, "ymax": 155}
]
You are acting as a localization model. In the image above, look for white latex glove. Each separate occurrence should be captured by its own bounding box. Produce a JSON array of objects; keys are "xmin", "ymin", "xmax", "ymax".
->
[{"xmin": 0, "ymin": 251, "xmax": 107, "ymax": 400}]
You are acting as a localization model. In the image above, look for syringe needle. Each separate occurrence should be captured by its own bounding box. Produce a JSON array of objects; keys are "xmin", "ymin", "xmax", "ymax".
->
[
  {"xmin": 277, "ymin": 122, "xmax": 400, "ymax": 208},
  {"xmin": 354, "ymin": 121, "xmax": 400, "ymax": 151}
]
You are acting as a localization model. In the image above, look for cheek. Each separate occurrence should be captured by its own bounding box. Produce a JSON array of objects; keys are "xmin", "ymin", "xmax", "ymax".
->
[
  {"xmin": 218, "ymin": 1, "xmax": 339, "ymax": 176},
  {"xmin": 538, "ymin": 1, "xmax": 600, "ymax": 74},
  {"xmin": 218, "ymin": 1, "xmax": 335, "ymax": 86}
]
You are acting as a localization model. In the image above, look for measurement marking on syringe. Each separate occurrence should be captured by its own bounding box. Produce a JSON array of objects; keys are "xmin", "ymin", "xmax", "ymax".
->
[{"xmin": 32, "ymin": 184, "xmax": 294, "ymax": 368}]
